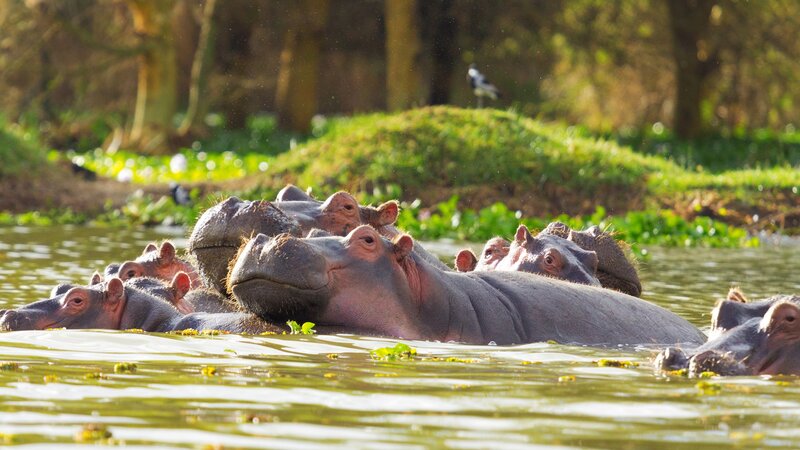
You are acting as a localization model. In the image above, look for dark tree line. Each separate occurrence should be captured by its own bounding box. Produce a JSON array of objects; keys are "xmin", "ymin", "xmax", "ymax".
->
[{"xmin": 0, "ymin": 0, "xmax": 799, "ymax": 154}]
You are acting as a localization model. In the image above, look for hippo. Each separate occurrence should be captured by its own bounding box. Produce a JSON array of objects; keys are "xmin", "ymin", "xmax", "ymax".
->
[
  {"xmin": 655, "ymin": 297, "xmax": 800, "ymax": 376},
  {"xmin": 539, "ymin": 222, "xmax": 642, "ymax": 297},
  {"xmin": 188, "ymin": 190, "xmax": 403, "ymax": 294},
  {"xmin": 455, "ymin": 237, "xmax": 510, "ymax": 273},
  {"xmin": 709, "ymin": 287, "xmax": 795, "ymax": 339},
  {"xmin": 115, "ymin": 241, "xmax": 203, "ymax": 289},
  {"xmin": 0, "ymin": 277, "xmax": 281, "ymax": 334},
  {"xmin": 227, "ymin": 225, "xmax": 705, "ymax": 346}
]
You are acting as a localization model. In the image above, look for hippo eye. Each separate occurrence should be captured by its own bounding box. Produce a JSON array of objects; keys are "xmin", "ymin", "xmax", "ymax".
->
[
  {"xmin": 787, "ymin": 316, "xmax": 796, "ymax": 323},
  {"xmin": 71, "ymin": 297, "xmax": 83, "ymax": 305},
  {"xmin": 363, "ymin": 236, "xmax": 374, "ymax": 244},
  {"xmin": 545, "ymin": 255, "xmax": 554, "ymax": 265},
  {"xmin": 344, "ymin": 204, "xmax": 354, "ymax": 211},
  {"xmin": 484, "ymin": 250, "xmax": 493, "ymax": 258},
  {"xmin": 126, "ymin": 270, "xmax": 136, "ymax": 278}
]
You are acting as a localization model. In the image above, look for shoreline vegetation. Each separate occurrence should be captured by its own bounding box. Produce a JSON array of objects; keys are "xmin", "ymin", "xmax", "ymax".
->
[{"xmin": 2, "ymin": 107, "xmax": 799, "ymax": 253}]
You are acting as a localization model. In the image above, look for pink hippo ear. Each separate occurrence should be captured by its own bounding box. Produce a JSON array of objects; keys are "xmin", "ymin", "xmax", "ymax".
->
[
  {"xmin": 143, "ymin": 242, "xmax": 158, "ymax": 255},
  {"xmin": 158, "ymin": 241, "xmax": 176, "ymax": 264},
  {"xmin": 90, "ymin": 271, "xmax": 103, "ymax": 285},
  {"xmin": 169, "ymin": 272, "xmax": 195, "ymax": 314},
  {"xmin": 514, "ymin": 225, "xmax": 533, "ymax": 245},
  {"xmin": 376, "ymin": 201, "xmax": 399, "ymax": 226},
  {"xmin": 455, "ymin": 250, "xmax": 478, "ymax": 272},
  {"xmin": 392, "ymin": 234, "xmax": 414, "ymax": 261},
  {"xmin": 104, "ymin": 277, "xmax": 127, "ymax": 318}
]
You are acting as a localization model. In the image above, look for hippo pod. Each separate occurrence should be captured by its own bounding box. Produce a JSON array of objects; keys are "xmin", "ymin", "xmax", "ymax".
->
[
  {"xmin": 655, "ymin": 296, "xmax": 800, "ymax": 376},
  {"xmin": 0, "ymin": 276, "xmax": 277, "ymax": 334},
  {"xmin": 188, "ymin": 189, "xmax": 399, "ymax": 295},
  {"xmin": 228, "ymin": 225, "xmax": 705, "ymax": 346}
]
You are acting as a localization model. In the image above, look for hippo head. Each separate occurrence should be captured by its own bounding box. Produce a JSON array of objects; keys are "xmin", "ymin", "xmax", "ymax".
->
[
  {"xmin": 277, "ymin": 191, "xmax": 399, "ymax": 236},
  {"xmin": 0, "ymin": 278, "xmax": 128, "ymax": 331},
  {"xmin": 656, "ymin": 299, "xmax": 800, "ymax": 376},
  {"xmin": 455, "ymin": 237, "xmax": 510, "ymax": 272},
  {"xmin": 116, "ymin": 241, "xmax": 202, "ymax": 290},
  {"xmin": 709, "ymin": 288, "xmax": 794, "ymax": 340},
  {"xmin": 188, "ymin": 197, "xmax": 302, "ymax": 294},
  {"xmin": 540, "ymin": 222, "xmax": 642, "ymax": 297},
  {"xmin": 125, "ymin": 273, "xmax": 194, "ymax": 314},
  {"xmin": 496, "ymin": 225, "xmax": 600, "ymax": 286},
  {"xmin": 228, "ymin": 225, "xmax": 427, "ymax": 338}
]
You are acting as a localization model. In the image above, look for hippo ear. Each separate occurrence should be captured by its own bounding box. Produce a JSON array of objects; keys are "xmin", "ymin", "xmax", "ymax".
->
[
  {"xmin": 170, "ymin": 272, "xmax": 192, "ymax": 299},
  {"xmin": 104, "ymin": 278, "xmax": 126, "ymax": 313},
  {"xmin": 761, "ymin": 301, "xmax": 800, "ymax": 337},
  {"xmin": 392, "ymin": 235, "xmax": 414, "ymax": 261},
  {"xmin": 582, "ymin": 249, "xmax": 599, "ymax": 274},
  {"xmin": 277, "ymin": 184, "xmax": 314, "ymax": 202},
  {"xmin": 455, "ymin": 250, "xmax": 478, "ymax": 272},
  {"xmin": 376, "ymin": 201, "xmax": 399, "ymax": 226},
  {"xmin": 514, "ymin": 225, "xmax": 533, "ymax": 245},
  {"xmin": 727, "ymin": 287, "xmax": 748, "ymax": 303},
  {"xmin": 143, "ymin": 242, "xmax": 158, "ymax": 255},
  {"xmin": 159, "ymin": 241, "xmax": 176, "ymax": 263},
  {"xmin": 90, "ymin": 271, "xmax": 103, "ymax": 285}
]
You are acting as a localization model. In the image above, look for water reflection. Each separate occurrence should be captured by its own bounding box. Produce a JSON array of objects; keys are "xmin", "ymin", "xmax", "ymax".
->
[{"xmin": 0, "ymin": 226, "xmax": 799, "ymax": 448}]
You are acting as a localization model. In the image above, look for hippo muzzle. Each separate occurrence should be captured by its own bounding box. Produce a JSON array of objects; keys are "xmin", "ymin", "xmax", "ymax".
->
[
  {"xmin": 228, "ymin": 233, "xmax": 331, "ymax": 322},
  {"xmin": 0, "ymin": 309, "xmax": 50, "ymax": 331}
]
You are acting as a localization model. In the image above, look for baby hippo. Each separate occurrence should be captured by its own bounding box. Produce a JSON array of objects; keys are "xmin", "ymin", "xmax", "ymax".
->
[
  {"xmin": 113, "ymin": 241, "xmax": 203, "ymax": 289},
  {"xmin": 655, "ymin": 297, "xmax": 800, "ymax": 376},
  {"xmin": 455, "ymin": 237, "xmax": 509, "ymax": 273},
  {"xmin": 0, "ymin": 276, "xmax": 279, "ymax": 334},
  {"xmin": 456, "ymin": 225, "xmax": 600, "ymax": 287}
]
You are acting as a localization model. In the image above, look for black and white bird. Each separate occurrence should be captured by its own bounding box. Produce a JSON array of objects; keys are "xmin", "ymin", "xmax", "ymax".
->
[
  {"xmin": 467, "ymin": 63, "xmax": 501, "ymax": 107},
  {"xmin": 169, "ymin": 182, "xmax": 192, "ymax": 206}
]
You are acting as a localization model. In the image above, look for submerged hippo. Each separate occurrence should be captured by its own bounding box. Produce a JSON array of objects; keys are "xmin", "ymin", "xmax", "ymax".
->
[
  {"xmin": 709, "ymin": 287, "xmax": 795, "ymax": 339},
  {"xmin": 455, "ymin": 225, "xmax": 601, "ymax": 287},
  {"xmin": 188, "ymin": 191, "xmax": 398, "ymax": 294},
  {"xmin": 655, "ymin": 297, "xmax": 800, "ymax": 376},
  {"xmin": 540, "ymin": 222, "xmax": 642, "ymax": 297},
  {"xmin": 228, "ymin": 225, "xmax": 705, "ymax": 346},
  {"xmin": 0, "ymin": 277, "xmax": 279, "ymax": 334},
  {"xmin": 455, "ymin": 237, "xmax": 510, "ymax": 273}
]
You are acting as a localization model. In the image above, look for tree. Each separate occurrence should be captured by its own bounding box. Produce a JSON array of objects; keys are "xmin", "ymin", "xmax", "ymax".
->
[
  {"xmin": 125, "ymin": 0, "xmax": 178, "ymax": 153},
  {"xmin": 275, "ymin": 0, "xmax": 330, "ymax": 133},
  {"xmin": 385, "ymin": 0, "xmax": 423, "ymax": 110},
  {"xmin": 178, "ymin": 0, "xmax": 217, "ymax": 136},
  {"xmin": 666, "ymin": 0, "xmax": 718, "ymax": 139}
]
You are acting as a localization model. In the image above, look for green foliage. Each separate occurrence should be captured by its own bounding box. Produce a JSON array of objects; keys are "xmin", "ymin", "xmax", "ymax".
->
[
  {"xmin": 272, "ymin": 107, "xmax": 679, "ymax": 198},
  {"xmin": 0, "ymin": 117, "xmax": 48, "ymax": 177},
  {"xmin": 370, "ymin": 343, "xmax": 417, "ymax": 361},
  {"xmin": 395, "ymin": 196, "xmax": 758, "ymax": 253},
  {"xmin": 286, "ymin": 321, "xmax": 316, "ymax": 335}
]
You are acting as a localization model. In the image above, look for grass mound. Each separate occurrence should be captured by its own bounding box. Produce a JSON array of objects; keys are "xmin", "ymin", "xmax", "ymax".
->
[{"xmin": 271, "ymin": 106, "xmax": 680, "ymax": 214}]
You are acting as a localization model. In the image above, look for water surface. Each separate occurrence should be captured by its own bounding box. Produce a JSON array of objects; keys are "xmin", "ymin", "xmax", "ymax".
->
[{"xmin": 0, "ymin": 226, "xmax": 798, "ymax": 449}]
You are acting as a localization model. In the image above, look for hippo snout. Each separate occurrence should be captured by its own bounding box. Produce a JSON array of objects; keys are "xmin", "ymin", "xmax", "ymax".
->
[
  {"xmin": 230, "ymin": 233, "xmax": 329, "ymax": 291},
  {"xmin": 688, "ymin": 350, "xmax": 750, "ymax": 376},
  {"xmin": 0, "ymin": 310, "xmax": 29, "ymax": 331},
  {"xmin": 654, "ymin": 347, "xmax": 689, "ymax": 372}
]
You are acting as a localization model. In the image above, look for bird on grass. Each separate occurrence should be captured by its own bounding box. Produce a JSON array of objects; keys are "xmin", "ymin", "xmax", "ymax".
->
[
  {"xmin": 170, "ymin": 182, "xmax": 192, "ymax": 206},
  {"xmin": 467, "ymin": 63, "xmax": 501, "ymax": 108}
]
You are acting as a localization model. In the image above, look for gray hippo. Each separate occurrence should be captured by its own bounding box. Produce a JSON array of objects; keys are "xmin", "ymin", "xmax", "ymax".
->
[
  {"xmin": 0, "ymin": 277, "xmax": 279, "ymax": 334},
  {"xmin": 539, "ymin": 222, "xmax": 642, "ymax": 297},
  {"xmin": 188, "ymin": 191, "xmax": 398, "ymax": 294},
  {"xmin": 655, "ymin": 297, "xmax": 800, "ymax": 376},
  {"xmin": 227, "ymin": 225, "xmax": 705, "ymax": 346},
  {"xmin": 495, "ymin": 225, "xmax": 600, "ymax": 286}
]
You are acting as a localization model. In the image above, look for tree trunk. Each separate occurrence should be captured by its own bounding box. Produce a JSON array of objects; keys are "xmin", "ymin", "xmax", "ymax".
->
[
  {"xmin": 126, "ymin": 0, "xmax": 178, "ymax": 154},
  {"xmin": 666, "ymin": 0, "xmax": 715, "ymax": 139},
  {"xmin": 385, "ymin": 0, "xmax": 423, "ymax": 110},
  {"xmin": 178, "ymin": 0, "xmax": 217, "ymax": 136},
  {"xmin": 275, "ymin": 0, "xmax": 330, "ymax": 134},
  {"xmin": 428, "ymin": 0, "xmax": 457, "ymax": 105}
]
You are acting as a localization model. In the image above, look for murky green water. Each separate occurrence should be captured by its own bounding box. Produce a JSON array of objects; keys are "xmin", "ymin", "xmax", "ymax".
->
[{"xmin": 0, "ymin": 226, "xmax": 799, "ymax": 449}]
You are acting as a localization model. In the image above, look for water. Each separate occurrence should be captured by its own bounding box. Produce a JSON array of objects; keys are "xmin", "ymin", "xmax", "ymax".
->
[{"xmin": 0, "ymin": 226, "xmax": 799, "ymax": 449}]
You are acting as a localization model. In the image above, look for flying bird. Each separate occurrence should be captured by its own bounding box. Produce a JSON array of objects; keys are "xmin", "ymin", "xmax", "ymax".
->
[{"xmin": 467, "ymin": 63, "xmax": 501, "ymax": 107}]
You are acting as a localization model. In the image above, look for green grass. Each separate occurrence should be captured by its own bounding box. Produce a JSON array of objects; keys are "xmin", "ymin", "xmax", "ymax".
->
[
  {"xmin": 271, "ymin": 106, "xmax": 681, "ymax": 199},
  {"xmin": 0, "ymin": 117, "xmax": 48, "ymax": 177}
]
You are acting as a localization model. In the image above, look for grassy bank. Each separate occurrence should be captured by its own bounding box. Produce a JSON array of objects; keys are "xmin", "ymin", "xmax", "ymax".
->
[{"xmin": 10, "ymin": 106, "xmax": 800, "ymax": 248}]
